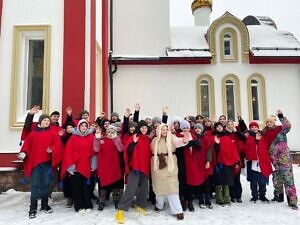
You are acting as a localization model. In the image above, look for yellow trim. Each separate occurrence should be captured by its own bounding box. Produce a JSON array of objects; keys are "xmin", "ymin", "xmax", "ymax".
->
[
  {"xmin": 196, "ymin": 74, "xmax": 215, "ymax": 118},
  {"xmin": 208, "ymin": 11, "xmax": 249, "ymax": 64},
  {"xmin": 220, "ymin": 28, "xmax": 238, "ymax": 62},
  {"xmin": 222, "ymin": 74, "xmax": 241, "ymax": 121},
  {"xmin": 9, "ymin": 25, "xmax": 51, "ymax": 128},
  {"xmin": 247, "ymin": 74, "xmax": 267, "ymax": 124}
]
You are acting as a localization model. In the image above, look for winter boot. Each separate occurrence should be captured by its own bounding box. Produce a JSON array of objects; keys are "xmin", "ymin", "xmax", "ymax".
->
[
  {"xmin": 223, "ymin": 185, "xmax": 231, "ymax": 205},
  {"xmin": 187, "ymin": 201, "xmax": 194, "ymax": 212},
  {"xmin": 115, "ymin": 210, "xmax": 124, "ymax": 224},
  {"xmin": 180, "ymin": 200, "xmax": 187, "ymax": 211},
  {"xmin": 29, "ymin": 200, "xmax": 37, "ymax": 219},
  {"xmin": 259, "ymin": 196, "xmax": 270, "ymax": 203},
  {"xmin": 98, "ymin": 202, "xmax": 105, "ymax": 211},
  {"xmin": 272, "ymin": 193, "xmax": 284, "ymax": 202},
  {"xmin": 112, "ymin": 188, "xmax": 121, "ymax": 209},
  {"xmin": 66, "ymin": 198, "xmax": 73, "ymax": 208},
  {"xmin": 134, "ymin": 205, "xmax": 148, "ymax": 215},
  {"xmin": 176, "ymin": 213, "xmax": 184, "ymax": 220},
  {"xmin": 41, "ymin": 198, "xmax": 53, "ymax": 213}
]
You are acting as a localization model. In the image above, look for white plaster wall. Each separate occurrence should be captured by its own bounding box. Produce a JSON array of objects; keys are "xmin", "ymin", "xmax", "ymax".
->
[
  {"xmin": 0, "ymin": 0, "xmax": 64, "ymax": 153},
  {"xmin": 96, "ymin": 0, "xmax": 102, "ymax": 46},
  {"xmin": 113, "ymin": 0, "xmax": 170, "ymax": 56},
  {"xmin": 193, "ymin": 7, "xmax": 211, "ymax": 26},
  {"xmin": 113, "ymin": 64, "xmax": 300, "ymax": 151}
]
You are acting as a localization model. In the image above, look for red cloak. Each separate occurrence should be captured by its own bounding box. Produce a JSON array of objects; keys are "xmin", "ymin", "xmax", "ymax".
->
[
  {"xmin": 21, "ymin": 129, "xmax": 62, "ymax": 177},
  {"xmin": 217, "ymin": 136, "xmax": 240, "ymax": 166},
  {"xmin": 61, "ymin": 133, "xmax": 94, "ymax": 179},
  {"xmin": 97, "ymin": 137, "xmax": 122, "ymax": 187}
]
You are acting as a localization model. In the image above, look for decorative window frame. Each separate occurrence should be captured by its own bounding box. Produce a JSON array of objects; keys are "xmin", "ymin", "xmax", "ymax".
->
[
  {"xmin": 196, "ymin": 74, "xmax": 215, "ymax": 118},
  {"xmin": 222, "ymin": 74, "xmax": 241, "ymax": 121},
  {"xmin": 247, "ymin": 73, "xmax": 267, "ymax": 124},
  {"xmin": 220, "ymin": 28, "xmax": 238, "ymax": 62},
  {"xmin": 9, "ymin": 25, "xmax": 51, "ymax": 128}
]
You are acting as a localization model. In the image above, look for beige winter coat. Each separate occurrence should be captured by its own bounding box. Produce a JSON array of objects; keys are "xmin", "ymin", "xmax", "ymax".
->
[{"xmin": 151, "ymin": 134, "xmax": 186, "ymax": 196}]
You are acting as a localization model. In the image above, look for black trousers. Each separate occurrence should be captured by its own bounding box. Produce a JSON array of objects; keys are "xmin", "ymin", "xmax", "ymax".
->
[
  {"xmin": 71, "ymin": 172, "xmax": 93, "ymax": 211},
  {"xmin": 229, "ymin": 171, "xmax": 242, "ymax": 200},
  {"xmin": 63, "ymin": 174, "xmax": 72, "ymax": 198}
]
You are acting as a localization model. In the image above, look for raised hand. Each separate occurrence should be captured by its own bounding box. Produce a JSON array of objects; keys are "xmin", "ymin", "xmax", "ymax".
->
[
  {"xmin": 66, "ymin": 107, "xmax": 72, "ymax": 116},
  {"xmin": 124, "ymin": 108, "xmax": 131, "ymax": 118},
  {"xmin": 133, "ymin": 134, "xmax": 139, "ymax": 143},
  {"xmin": 183, "ymin": 132, "xmax": 190, "ymax": 143},
  {"xmin": 162, "ymin": 106, "xmax": 169, "ymax": 115},
  {"xmin": 276, "ymin": 109, "xmax": 283, "ymax": 115},
  {"xmin": 256, "ymin": 132, "xmax": 262, "ymax": 140},
  {"xmin": 29, "ymin": 105, "xmax": 40, "ymax": 115},
  {"xmin": 134, "ymin": 103, "xmax": 140, "ymax": 111},
  {"xmin": 95, "ymin": 127, "xmax": 102, "ymax": 139}
]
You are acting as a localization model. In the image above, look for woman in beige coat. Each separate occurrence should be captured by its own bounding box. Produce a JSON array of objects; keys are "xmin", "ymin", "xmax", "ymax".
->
[{"xmin": 151, "ymin": 124, "xmax": 189, "ymax": 220}]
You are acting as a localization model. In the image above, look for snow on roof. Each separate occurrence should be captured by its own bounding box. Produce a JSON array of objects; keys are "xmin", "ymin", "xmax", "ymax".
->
[
  {"xmin": 248, "ymin": 25, "xmax": 300, "ymax": 56},
  {"xmin": 168, "ymin": 26, "xmax": 211, "ymax": 57}
]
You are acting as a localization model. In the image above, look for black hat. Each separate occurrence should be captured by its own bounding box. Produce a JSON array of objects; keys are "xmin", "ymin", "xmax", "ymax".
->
[
  {"xmin": 38, "ymin": 114, "xmax": 51, "ymax": 124},
  {"xmin": 138, "ymin": 120, "xmax": 149, "ymax": 134},
  {"xmin": 214, "ymin": 122, "xmax": 223, "ymax": 129},
  {"xmin": 50, "ymin": 111, "xmax": 60, "ymax": 116}
]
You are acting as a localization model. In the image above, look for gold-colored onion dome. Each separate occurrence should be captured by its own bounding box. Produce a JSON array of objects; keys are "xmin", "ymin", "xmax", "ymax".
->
[{"xmin": 191, "ymin": 0, "xmax": 213, "ymax": 12}]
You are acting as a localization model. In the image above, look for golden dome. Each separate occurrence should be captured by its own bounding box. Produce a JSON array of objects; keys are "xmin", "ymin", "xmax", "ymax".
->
[{"xmin": 191, "ymin": 0, "xmax": 213, "ymax": 12}]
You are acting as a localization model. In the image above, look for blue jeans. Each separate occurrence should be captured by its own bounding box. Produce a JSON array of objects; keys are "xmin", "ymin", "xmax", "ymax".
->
[{"xmin": 30, "ymin": 162, "xmax": 51, "ymax": 203}]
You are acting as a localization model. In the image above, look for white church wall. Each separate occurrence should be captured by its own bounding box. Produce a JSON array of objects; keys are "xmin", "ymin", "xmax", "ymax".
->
[
  {"xmin": 113, "ymin": 0, "xmax": 170, "ymax": 56},
  {"xmin": 0, "ymin": 0, "xmax": 64, "ymax": 153},
  {"xmin": 113, "ymin": 64, "xmax": 300, "ymax": 151}
]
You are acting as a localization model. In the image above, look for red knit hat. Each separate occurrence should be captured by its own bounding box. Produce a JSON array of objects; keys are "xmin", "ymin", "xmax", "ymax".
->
[{"xmin": 249, "ymin": 121, "xmax": 259, "ymax": 128}]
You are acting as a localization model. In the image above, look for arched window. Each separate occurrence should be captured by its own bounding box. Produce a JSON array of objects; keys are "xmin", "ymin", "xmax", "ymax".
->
[
  {"xmin": 196, "ymin": 75, "xmax": 215, "ymax": 118},
  {"xmin": 222, "ymin": 74, "xmax": 241, "ymax": 121},
  {"xmin": 247, "ymin": 74, "xmax": 267, "ymax": 123},
  {"xmin": 220, "ymin": 28, "xmax": 238, "ymax": 62}
]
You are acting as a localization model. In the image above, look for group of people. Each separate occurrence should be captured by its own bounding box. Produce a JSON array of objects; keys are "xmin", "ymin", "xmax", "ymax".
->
[{"xmin": 18, "ymin": 103, "xmax": 298, "ymax": 223}]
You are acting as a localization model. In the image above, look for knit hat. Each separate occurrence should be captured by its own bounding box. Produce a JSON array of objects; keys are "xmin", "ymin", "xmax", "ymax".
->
[
  {"xmin": 77, "ymin": 119, "xmax": 89, "ymax": 129},
  {"xmin": 188, "ymin": 116, "xmax": 197, "ymax": 123},
  {"xmin": 194, "ymin": 123, "xmax": 204, "ymax": 131},
  {"xmin": 111, "ymin": 112, "xmax": 119, "ymax": 118},
  {"xmin": 114, "ymin": 121, "xmax": 122, "ymax": 128},
  {"xmin": 180, "ymin": 120, "xmax": 190, "ymax": 130},
  {"xmin": 214, "ymin": 122, "xmax": 223, "ymax": 129},
  {"xmin": 152, "ymin": 116, "xmax": 162, "ymax": 125},
  {"xmin": 249, "ymin": 121, "xmax": 259, "ymax": 128},
  {"xmin": 128, "ymin": 121, "xmax": 138, "ymax": 128},
  {"xmin": 138, "ymin": 120, "xmax": 148, "ymax": 129},
  {"xmin": 38, "ymin": 114, "xmax": 50, "ymax": 124}
]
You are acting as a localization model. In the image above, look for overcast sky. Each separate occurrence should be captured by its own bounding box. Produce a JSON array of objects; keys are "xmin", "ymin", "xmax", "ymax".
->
[{"xmin": 170, "ymin": 0, "xmax": 300, "ymax": 40}]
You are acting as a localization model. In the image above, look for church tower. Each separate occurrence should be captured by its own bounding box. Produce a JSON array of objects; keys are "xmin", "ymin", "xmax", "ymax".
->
[{"xmin": 191, "ymin": 0, "xmax": 212, "ymax": 26}]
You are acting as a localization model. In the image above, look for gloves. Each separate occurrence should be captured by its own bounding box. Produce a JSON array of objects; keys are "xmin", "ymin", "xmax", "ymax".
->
[{"xmin": 17, "ymin": 152, "xmax": 26, "ymax": 160}]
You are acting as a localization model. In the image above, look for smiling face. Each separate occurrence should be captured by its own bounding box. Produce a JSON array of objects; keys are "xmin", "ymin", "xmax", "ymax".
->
[
  {"xmin": 79, "ymin": 122, "xmax": 88, "ymax": 134},
  {"xmin": 215, "ymin": 124, "xmax": 223, "ymax": 132},
  {"xmin": 226, "ymin": 121, "xmax": 235, "ymax": 131},
  {"xmin": 40, "ymin": 118, "xmax": 50, "ymax": 128},
  {"xmin": 50, "ymin": 114, "xmax": 60, "ymax": 124},
  {"xmin": 140, "ymin": 126, "xmax": 148, "ymax": 135},
  {"xmin": 160, "ymin": 125, "xmax": 168, "ymax": 137}
]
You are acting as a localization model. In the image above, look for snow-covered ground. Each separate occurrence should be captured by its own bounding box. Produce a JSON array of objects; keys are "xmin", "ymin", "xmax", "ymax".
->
[{"xmin": 1, "ymin": 166, "xmax": 300, "ymax": 225}]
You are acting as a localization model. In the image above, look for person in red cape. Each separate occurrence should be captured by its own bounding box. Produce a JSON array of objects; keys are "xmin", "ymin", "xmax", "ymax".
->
[
  {"xmin": 213, "ymin": 122, "xmax": 240, "ymax": 206},
  {"xmin": 94, "ymin": 125, "xmax": 124, "ymax": 211},
  {"xmin": 115, "ymin": 120, "xmax": 151, "ymax": 224},
  {"xmin": 244, "ymin": 121, "xmax": 272, "ymax": 203},
  {"xmin": 184, "ymin": 123, "xmax": 213, "ymax": 210},
  {"xmin": 18, "ymin": 114, "xmax": 62, "ymax": 219},
  {"xmin": 20, "ymin": 105, "xmax": 62, "ymax": 145},
  {"xmin": 60, "ymin": 119, "xmax": 95, "ymax": 213},
  {"xmin": 224, "ymin": 120, "xmax": 246, "ymax": 203}
]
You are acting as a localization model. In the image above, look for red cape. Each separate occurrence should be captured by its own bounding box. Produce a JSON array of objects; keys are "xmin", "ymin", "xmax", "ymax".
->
[
  {"xmin": 21, "ymin": 122, "xmax": 61, "ymax": 141},
  {"xmin": 184, "ymin": 138, "xmax": 208, "ymax": 186},
  {"xmin": 61, "ymin": 133, "xmax": 94, "ymax": 179},
  {"xmin": 21, "ymin": 129, "xmax": 62, "ymax": 177},
  {"xmin": 217, "ymin": 136, "xmax": 240, "ymax": 166},
  {"xmin": 245, "ymin": 136, "xmax": 273, "ymax": 178},
  {"xmin": 123, "ymin": 134, "xmax": 151, "ymax": 177},
  {"xmin": 97, "ymin": 137, "xmax": 122, "ymax": 187}
]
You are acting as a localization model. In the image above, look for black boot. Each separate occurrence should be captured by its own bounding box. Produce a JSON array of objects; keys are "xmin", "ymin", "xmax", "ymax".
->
[
  {"xmin": 187, "ymin": 201, "xmax": 194, "ymax": 212},
  {"xmin": 272, "ymin": 193, "xmax": 284, "ymax": 202},
  {"xmin": 41, "ymin": 198, "xmax": 53, "ymax": 213},
  {"xmin": 97, "ymin": 202, "xmax": 105, "ymax": 211},
  {"xmin": 180, "ymin": 200, "xmax": 187, "ymax": 212},
  {"xmin": 29, "ymin": 200, "xmax": 37, "ymax": 219}
]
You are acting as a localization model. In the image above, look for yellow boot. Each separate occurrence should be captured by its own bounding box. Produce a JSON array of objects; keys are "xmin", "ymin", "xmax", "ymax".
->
[
  {"xmin": 115, "ymin": 210, "xmax": 124, "ymax": 224},
  {"xmin": 134, "ymin": 205, "xmax": 148, "ymax": 215}
]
